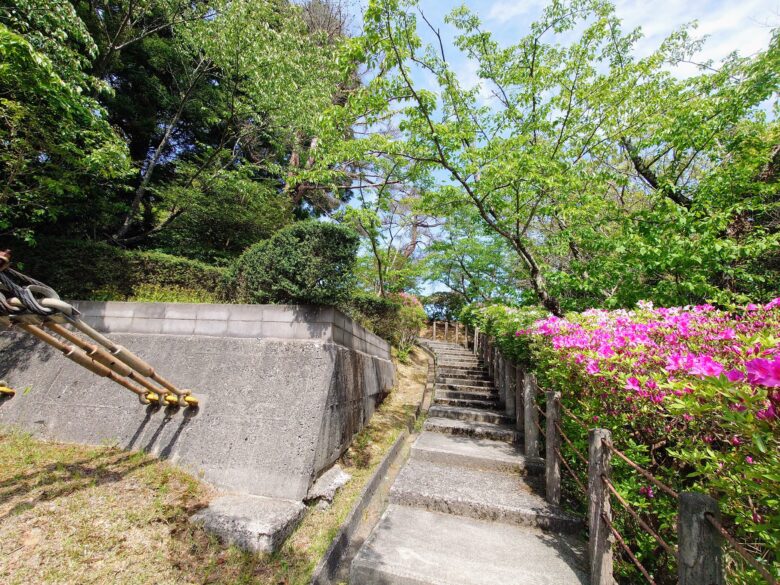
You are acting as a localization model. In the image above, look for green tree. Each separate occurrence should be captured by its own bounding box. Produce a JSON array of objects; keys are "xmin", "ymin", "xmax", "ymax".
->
[
  {"xmin": 231, "ymin": 221, "xmax": 360, "ymax": 305},
  {"xmin": 0, "ymin": 1, "xmax": 130, "ymax": 242},
  {"xmin": 304, "ymin": 0, "xmax": 779, "ymax": 312}
]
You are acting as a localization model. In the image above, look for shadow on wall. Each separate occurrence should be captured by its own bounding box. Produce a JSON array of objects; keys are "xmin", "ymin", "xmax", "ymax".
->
[
  {"xmin": 0, "ymin": 333, "xmax": 55, "ymax": 377},
  {"xmin": 125, "ymin": 402, "xmax": 198, "ymax": 459}
]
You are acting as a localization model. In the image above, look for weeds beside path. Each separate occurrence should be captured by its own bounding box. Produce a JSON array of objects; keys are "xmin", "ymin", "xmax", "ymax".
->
[{"xmin": 0, "ymin": 347, "xmax": 429, "ymax": 585}]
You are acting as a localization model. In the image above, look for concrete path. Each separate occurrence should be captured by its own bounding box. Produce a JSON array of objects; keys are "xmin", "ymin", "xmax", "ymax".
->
[{"xmin": 350, "ymin": 341, "xmax": 589, "ymax": 584}]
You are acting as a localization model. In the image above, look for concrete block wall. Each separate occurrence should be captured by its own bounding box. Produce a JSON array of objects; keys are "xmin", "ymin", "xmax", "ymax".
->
[{"xmin": 0, "ymin": 302, "xmax": 395, "ymax": 501}]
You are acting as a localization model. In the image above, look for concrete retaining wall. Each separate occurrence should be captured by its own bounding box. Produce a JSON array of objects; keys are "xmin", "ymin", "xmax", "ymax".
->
[{"xmin": 0, "ymin": 302, "xmax": 395, "ymax": 501}]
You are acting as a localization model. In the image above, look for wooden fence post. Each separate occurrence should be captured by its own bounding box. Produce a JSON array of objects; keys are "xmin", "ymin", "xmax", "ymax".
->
[
  {"xmin": 588, "ymin": 428, "xmax": 614, "ymax": 585},
  {"xmin": 523, "ymin": 373, "xmax": 540, "ymax": 457},
  {"xmin": 546, "ymin": 391, "xmax": 561, "ymax": 505},
  {"xmin": 464, "ymin": 325, "xmax": 468, "ymax": 348},
  {"xmin": 678, "ymin": 493, "xmax": 725, "ymax": 585},
  {"xmin": 473, "ymin": 327, "xmax": 479, "ymax": 355},
  {"xmin": 455, "ymin": 322, "xmax": 459, "ymax": 344},
  {"xmin": 445, "ymin": 321, "xmax": 449, "ymax": 342},
  {"xmin": 433, "ymin": 321, "xmax": 437, "ymax": 340},
  {"xmin": 515, "ymin": 367, "xmax": 524, "ymax": 431},
  {"xmin": 505, "ymin": 362, "xmax": 516, "ymax": 418},
  {"xmin": 496, "ymin": 352, "xmax": 506, "ymax": 406}
]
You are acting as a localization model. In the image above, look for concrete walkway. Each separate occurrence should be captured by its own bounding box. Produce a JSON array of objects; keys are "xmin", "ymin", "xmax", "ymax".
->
[{"xmin": 350, "ymin": 341, "xmax": 589, "ymax": 584}]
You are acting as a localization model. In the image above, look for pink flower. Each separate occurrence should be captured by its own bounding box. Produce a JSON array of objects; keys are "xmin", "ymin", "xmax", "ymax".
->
[
  {"xmin": 598, "ymin": 344, "xmax": 615, "ymax": 358},
  {"xmin": 765, "ymin": 297, "xmax": 780, "ymax": 310},
  {"xmin": 756, "ymin": 404, "xmax": 778, "ymax": 421},
  {"xmin": 586, "ymin": 359, "xmax": 600, "ymax": 375},
  {"xmin": 689, "ymin": 355, "xmax": 725, "ymax": 378},
  {"xmin": 625, "ymin": 377, "xmax": 641, "ymax": 391},
  {"xmin": 745, "ymin": 456, "xmax": 754, "ymax": 464},
  {"xmin": 725, "ymin": 369, "xmax": 744, "ymax": 383},
  {"xmin": 639, "ymin": 486, "xmax": 655, "ymax": 499},
  {"xmin": 731, "ymin": 435, "xmax": 741, "ymax": 446},
  {"xmin": 746, "ymin": 357, "xmax": 780, "ymax": 387}
]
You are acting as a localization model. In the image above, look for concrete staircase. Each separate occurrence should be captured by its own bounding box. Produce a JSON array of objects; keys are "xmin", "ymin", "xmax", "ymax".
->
[{"xmin": 350, "ymin": 341, "xmax": 588, "ymax": 584}]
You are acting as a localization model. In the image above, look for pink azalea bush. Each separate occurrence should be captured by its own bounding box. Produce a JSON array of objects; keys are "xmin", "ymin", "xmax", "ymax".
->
[{"xmin": 521, "ymin": 300, "xmax": 779, "ymax": 584}]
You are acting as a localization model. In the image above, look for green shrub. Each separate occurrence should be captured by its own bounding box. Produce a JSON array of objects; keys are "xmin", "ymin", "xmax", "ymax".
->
[
  {"xmin": 421, "ymin": 291, "xmax": 466, "ymax": 321},
  {"xmin": 344, "ymin": 291, "xmax": 426, "ymax": 353},
  {"xmin": 392, "ymin": 293, "xmax": 427, "ymax": 354},
  {"xmin": 459, "ymin": 302, "xmax": 548, "ymax": 367},
  {"xmin": 6, "ymin": 238, "xmax": 227, "ymax": 301},
  {"xmin": 346, "ymin": 292, "xmax": 402, "ymax": 341},
  {"xmin": 231, "ymin": 221, "xmax": 359, "ymax": 305}
]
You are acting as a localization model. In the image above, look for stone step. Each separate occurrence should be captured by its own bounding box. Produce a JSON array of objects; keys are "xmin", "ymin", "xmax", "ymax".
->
[
  {"xmin": 435, "ymin": 389, "xmax": 498, "ymax": 402},
  {"xmin": 437, "ymin": 367, "xmax": 489, "ymax": 377},
  {"xmin": 436, "ymin": 377, "xmax": 493, "ymax": 388},
  {"xmin": 434, "ymin": 397, "xmax": 501, "ymax": 410},
  {"xmin": 436, "ymin": 368, "xmax": 490, "ymax": 380},
  {"xmin": 429, "ymin": 404, "xmax": 511, "ymax": 425},
  {"xmin": 436, "ymin": 382, "xmax": 498, "ymax": 393},
  {"xmin": 351, "ymin": 505, "xmax": 588, "ymax": 585},
  {"xmin": 390, "ymin": 459, "xmax": 581, "ymax": 533},
  {"xmin": 438, "ymin": 361, "xmax": 483, "ymax": 368},
  {"xmin": 411, "ymin": 431, "xmax": 542, "ymax": 474},
  {"xmin": 424, "ymin": 417, "xmax": 519, "ymax": 443}
]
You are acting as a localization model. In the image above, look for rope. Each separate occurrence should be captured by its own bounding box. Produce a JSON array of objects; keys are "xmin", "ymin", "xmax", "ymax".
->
[
  {"xmin": 601, "ymin": 475, "xmax": 677, "ymax": 557},
  {"xmin": 557, "ymin": 398, "xmax": 589, "ymax": 430},
  {"xmin": 705, "ymin": 513, "xmax": 778, "ymax": 584},
  {"xmin": 555, "ymin": 447, "xmax": 586, "ymax": 494},
  {"xmin": 602, "ymin": 511, "xmax": 658, "ymax": 585},
  {"xmin": 555, "ymin": 422, "xmax": 588, "ymax": 466},
  {"xmin": 602, "ymin": 439, "xmax": 679, "ymax": 499}
]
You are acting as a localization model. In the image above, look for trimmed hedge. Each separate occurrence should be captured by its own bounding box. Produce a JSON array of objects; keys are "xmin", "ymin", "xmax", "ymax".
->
[
  {"xmin": 231, "ymin": 221, "xmax": 360, "ymax": 306},
  {"xmin": 7, "ymin": 238, "xmax": 228, "ymax": 301}
]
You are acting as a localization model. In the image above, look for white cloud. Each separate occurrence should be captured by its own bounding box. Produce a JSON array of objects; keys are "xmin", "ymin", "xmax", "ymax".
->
[{"xmin": 486, "ymin": 0, "xmax": 545, "ymax": 24}]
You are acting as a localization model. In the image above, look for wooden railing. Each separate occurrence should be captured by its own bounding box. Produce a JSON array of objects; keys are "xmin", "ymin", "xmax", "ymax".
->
[
  {"xmin": 425, "ymin": 320, "xmax": 475, "ymax": 346},
  {"xmin": 473, "ymin": 331, "xmax": 776, "ymax": 585}
]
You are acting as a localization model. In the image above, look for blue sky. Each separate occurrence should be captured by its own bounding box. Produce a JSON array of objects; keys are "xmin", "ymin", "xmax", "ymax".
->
[{"xmin": 400, "ymin": 0, "xmax": 779, "ymax": 88}]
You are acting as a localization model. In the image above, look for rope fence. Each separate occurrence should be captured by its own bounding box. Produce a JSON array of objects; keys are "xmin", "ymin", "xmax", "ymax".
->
[{"xmin": 473, "ymin": 330, "xmax": 777, "ymax": 585}]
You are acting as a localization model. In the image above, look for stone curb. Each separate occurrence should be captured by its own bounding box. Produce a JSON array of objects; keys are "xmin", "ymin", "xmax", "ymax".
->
[{"xmin": 309, "ymin": 348, "xmax": 435, "ymax": 585}]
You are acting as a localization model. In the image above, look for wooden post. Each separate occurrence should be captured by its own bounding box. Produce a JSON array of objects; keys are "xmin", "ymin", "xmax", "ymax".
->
[
  {"xmin": 515, "ymin": 367, "xmax": 524, "ymax": 431},
  {"xmin": 473, "ymin": 327, "xmax": 479, "ymax": 354},
  {"xmin": 497, "ymin": 353, "xmax": 506, "ymax": 406},
  {"xmin": 524, "ymin": 373, "xmax": 540, "ymax": 457},
  {"xmin": 445, "ymin": 321, "xmax": 449, "ymax": 342},
  {"xmin": 678, "ymin": 493, "xmax": 725, "ymax": 585},
  {"xmin": 455, "ymin": 322, "xmax": 459, "ymax": 344},
  {"xmin": 433, "ymin": 321, "xmax": 437, "ymax": 340},
  {"xmin": 588, "ymin": 428, "xmax": 614, "ymax": 585},
  {"xmin": 545, "ymin": 391, "xmax": 561, "ymax": 505},
  {"xmin": 464, "ymin": 325, "xmax": 468, "ymax": 349},
  {"xmin": 505, "ymin": 362, "xmax": 516, "ymax": 418}
]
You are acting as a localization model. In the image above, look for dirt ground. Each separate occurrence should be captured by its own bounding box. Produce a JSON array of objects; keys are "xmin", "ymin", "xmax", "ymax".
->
[{"xmin": 0, "ymin": 347, "xmax": 429, "ymax": 585}]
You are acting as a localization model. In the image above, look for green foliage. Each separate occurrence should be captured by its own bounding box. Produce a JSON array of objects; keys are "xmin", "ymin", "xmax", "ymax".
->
[
  {"xmin": 346, "ymin": 291, "xmax": 402, "ymax": 341},
  {"xmin": 345, "ymin": 291, "xmax": 426, "ymax": 352},
  {"xmin": 10, "ymin": 238, "xmax": 227, "ymax": 301},
  {"xmin": 420, "ymin": 291, "xmax": 466, "ymax": 322},
  {"xmin": 231, "ymin": 221, "xmax": 360, "ymax": 305},
  {"xmin": 0, "ymin": 19, "xmax": 130, "ymax": 242},
  {"xmin": 392, "ymin": 292, "xmax": 427, "ymax": 353},
  {"xmin": 309, "ymin": 0, "xmax": 780, "ymax": 313},
  {"xmin": 459, "ymin": 303, "xmax": 548, "ymax": 367}
]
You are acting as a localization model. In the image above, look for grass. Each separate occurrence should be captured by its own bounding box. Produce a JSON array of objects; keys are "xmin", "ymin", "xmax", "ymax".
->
[{"xmin": 0, "ymin": 348, "xmax": 429, "ymax": 585}]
